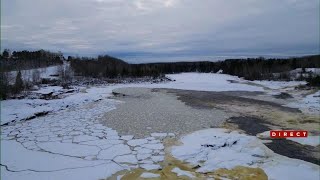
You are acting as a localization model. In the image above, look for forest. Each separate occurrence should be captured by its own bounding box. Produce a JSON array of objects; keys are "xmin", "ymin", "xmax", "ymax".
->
[
  {"xmin": 1, "ymin": 49, "xmax": 319, "ymax": 81},
  {"xmin": 1, "ymin": 49, "xmax": 319, "ymax": 99},
  {"xmin": 0, "ymin": 49, "xmax": 63, "ymax": 71},
  {"xmin": 69, "ymin": 54, "xmax": 320, "ymax": 80}
]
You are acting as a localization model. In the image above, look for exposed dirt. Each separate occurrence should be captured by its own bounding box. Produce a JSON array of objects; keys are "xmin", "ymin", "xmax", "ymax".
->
[
  {"xmin": 226, "ymin": 116, "xmax": 320, "ymax": 165},
  {"xmin": 104, "ymin": 87, "xmax": 319, "ymax": 169},
  {"xmin": 226, "ymin": 116, "xmax": 272, "ymax": 136},
  {"xmin": 163, "ymin": 88, "xmax": 319, "ymax": 134},
  {"xmin": 159, "ymin": 88, "xmax": 320, "ymax": 165},
  {"xmin": 265, "ymin": 139, "xmax": 320, "ymax": 165},
  {"xmin": 162, "ymin": 89, "xmax": 300, "ymax": 113},
  {"xmin": 108, "ymin": 138, "xmax": 268, "ymax": 180}
]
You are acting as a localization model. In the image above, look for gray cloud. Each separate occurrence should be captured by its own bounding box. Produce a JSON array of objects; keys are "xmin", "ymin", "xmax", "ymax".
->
[{"xmin": 1, "ymin": 0, "xmax": 319, "ymax": 62}]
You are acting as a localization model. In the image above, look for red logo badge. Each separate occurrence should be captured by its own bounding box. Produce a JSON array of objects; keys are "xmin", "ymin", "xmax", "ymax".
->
[{"xmin": 270, "ymin": 130, "xmax": 308, "ymax": 138}]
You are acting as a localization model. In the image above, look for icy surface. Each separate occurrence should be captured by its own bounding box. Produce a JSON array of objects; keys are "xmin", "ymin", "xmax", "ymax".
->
[
  {"xmin": 171, "ymin": 128, "xmax": 266, "ymax": 172},
  {"xmin": 287, "ymin": 90, "xmax": 320, "ymax": 114},
  {"xmin": 287, "ymin": 136, "xmax": 320, "ymax": 146},
  {"xmin": 140, "ymin": 163, "xmax": 161, "ymax": 170},
  {"xmin": 1, "ymin": 90, "xmax": 169, "ymax": 179},
  {"xmin": 171, "ymin": 128, "xmax": 320, "ymax": 179},
  {"xmin": 140, "ymin": 172, "xmax": 160, "ymax": 178},
  {"xmin": 172, "ymin": 167, "xmax": 195, "ymax": 178},
  {"xmin": 151, "ymin": 133, "xmax": 168, "ymax": 137},
  {"xmin": 127, "ymin": 139, "xmax": 148, "ymax": 146},
  {"xmin": 159, "ymin": 73, "xmax": 264, "ymax": 92},
  {"xmin": 0, "ymin": 86, "xmax": 113, "ymax": 125},
  {"xmin": 4, "ymin": 72, "xmax": 308, "ymax": 125},
  {"xmin": 1, "ymin": 73, "xmax": 318, "ymax": 179},
  {"xmin": 251, "ymin": 80, "xmax": 307, "ymax": 90}
]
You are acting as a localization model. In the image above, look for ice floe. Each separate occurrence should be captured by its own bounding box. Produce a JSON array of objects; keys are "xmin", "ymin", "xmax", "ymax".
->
[{"xmin": 171, "ymin": 128, "xmax": 320, "ymax": 180}]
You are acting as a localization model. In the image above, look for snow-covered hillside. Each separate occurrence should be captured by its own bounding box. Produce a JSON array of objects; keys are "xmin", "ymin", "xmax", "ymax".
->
[{"xmin": 6, "ymin": 65, "xmax": 62, "ymax": 84}]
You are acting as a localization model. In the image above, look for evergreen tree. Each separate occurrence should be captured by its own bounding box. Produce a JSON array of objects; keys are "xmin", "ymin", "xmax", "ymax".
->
[
  {"xmin": 0, "ymin": 72, "xmax": 9, "ymax": 99},
  {"xmin": 2, "ymin": 49, "xmax": 10, "ymax": 58}
]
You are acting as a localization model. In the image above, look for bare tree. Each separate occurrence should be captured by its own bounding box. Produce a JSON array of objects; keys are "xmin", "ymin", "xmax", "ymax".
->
[
  {"xmin": 32, "ymin": 69, "xmax": 41, "ymax": 84},
  {"xmin": 58, "ymin": 63, "xmax": 73, "ymax": 88}
]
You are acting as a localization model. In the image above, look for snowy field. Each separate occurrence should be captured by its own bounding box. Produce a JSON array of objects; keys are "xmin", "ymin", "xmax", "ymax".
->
[
  {"xmin": 1, "ymin": 72, "xmax": 319, "ymax": 180},
  {"xmin": 286, "ymin": 90, "xmax": 320, "ymax": 115},
  {"xmin": 6, "ymin": 65, "xmax": 62, "ymax": 84}
]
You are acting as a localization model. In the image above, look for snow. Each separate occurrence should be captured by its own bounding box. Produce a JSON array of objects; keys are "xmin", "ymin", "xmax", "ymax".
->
[
  {"xmin": 251, "ymin": 80, "xmax": 307, "ymax": 90},
  {"xmin": 0, "ymin": 86, "xmax": 114, "ymax": 125},
  {"xmin": 1, "ymin": 159, "xmax": 123, "ymax": 180},
  {"xmin": 156, "ymin": 73, "xmax": 264, "ymax": 92},
  {"xmin": 289, "ymin": 68, "xmax": 320, "ymax": 79},
  {"xmin": 6, "ymin": 65, "xmax": 62, "ymax": 85},
  {"xmin": 287, "ymin": 90, "xmax": 320, "ymax": 114},
  {"xmin": 137, "ymin": 153, "xmax": 152, "ymax": 160},
  {"xmin": 80, "ymin": 139, "xmax": 123, "ymax": 146},
  {"xmin": 1, "ymin": 72, "xmax": 318, "ymax": 180},
  {"xmin": 151, "ymin": 132, "xmax": 168, "ymax": 137},
  {"xmin": 140, "ymin": 172, "xmax": 160, "ymax": 178},
  {"xmin": 135, "ymin": 147, "xmax": 153, "ymax": 154},
  {"xmin": 37, "ymin": 142, "xmax": 100, "ymax": 157},
  {"xmin": 97, "ymin": 144, "xmax": 132, "ymax": 160},
  {"xmin": 287, "ymin": 136, "xmax": 320, "ymax": 146},
  {"xmin": 1, "ymin": 140, "xmax": 106, "ymax": 172},
  {"xmin": 140, "ymin": 143, "xmax": 164, "ymax": 150},
  {"xmin": 33, "ymin": 86, "xmax": 63, "ymax": 94},
  {"xmin": 261, "ymin": 157, "xmax": 320, "ymax": 180},
  {"xmin": 171, "ymin": 128, "xmax": 320, "ymax": 180},
  {"xmin": 127, "ymin": 139, "xmax": 148, "ymax": 146},
  {"xmin": 73, "ymin": 135, "xmax": 99, "ymax": 143},
  {"xmin": 171, "ymin": 167, "xmax": 195, "ymax": 178},
  {"xmin": 114, "ymin": 155, "xmax": 138, "ymax": 164},
  {"xmin": 1, "ymin": 89, "xmax": 169, "ymax": 179},
  {"xmin": 3, "ymin": 72, "xmax": 308, "ymax": 125},
  {"xmin": 216, "ymin": 69, "xmax": 223, "ymax": 74},
  {"xmin": 121, "ymin": 135, "xmax": 134, "ymax": 141},
  {"xmin": 151, "ymin": 155, "xmax": 165, "ymax": 162},
  {"xmin": 140, "ymin": 163, "xmax": 161, "ymax": 170},
  {"xmin": 171, "ymin": 128, "xmax": 266, "ymax": 172}
]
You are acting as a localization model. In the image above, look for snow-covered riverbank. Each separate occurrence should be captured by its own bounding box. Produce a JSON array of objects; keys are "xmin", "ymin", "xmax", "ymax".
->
[{"xmin": 1, "ymin": 73, "xmax": 319, "ymax": 180}]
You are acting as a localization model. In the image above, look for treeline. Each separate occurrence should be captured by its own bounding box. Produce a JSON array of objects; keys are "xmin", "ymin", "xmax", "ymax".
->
[
  {"xmin": 0, "ymin": 49, "xmax": 64, "ymax": 99},
  {"xmin": 0, "ymin": 49, "xmax": 64, "ymax": 71},
  {"xmin": 70, "ymin": 54, "xmax": 320, "ymax": 80},
  {"xmin": 220, "ymin": 55, "xmax": 320, "ymax": 80},
  {"xmin": 70, "ymin": 56, "xmax": 222, "ymax": 78},
  {"xmin": 69, "ymin": 55, "xmax": 131, "ymax": 78}
]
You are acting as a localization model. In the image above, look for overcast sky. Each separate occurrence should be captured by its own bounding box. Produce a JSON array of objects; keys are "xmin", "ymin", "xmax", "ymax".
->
[{"xmin": 1, "ymin": 0, "xmax": 319, "ymax": 63}]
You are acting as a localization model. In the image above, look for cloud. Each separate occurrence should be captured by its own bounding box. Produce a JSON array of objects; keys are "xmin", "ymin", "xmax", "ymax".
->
[
  {"xmin": 134, "ymin": 0, "xmax": 178, "ymax": 11},
  {"xmin": 1, "ymin": 0, "xmax": 319, "ymax": 62}
]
